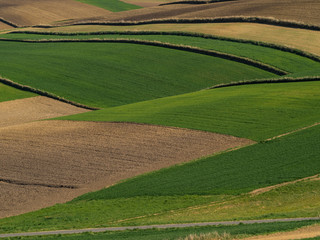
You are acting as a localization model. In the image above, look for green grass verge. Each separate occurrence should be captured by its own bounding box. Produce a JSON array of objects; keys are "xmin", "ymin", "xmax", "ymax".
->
[
  {"xmin": 0, "ymin": 82, "xmax": 36, "ymax": 102},
  {"xmin": 0, "ymin": 41, "xmax": 275, "ymax": 108},
  {"xmin": 3, "ymin": 32, "xmax": 320, "ymax": 74},
  {"xmin": 2, "ymin": 221, "xmax": 320, "ymax": 239},
  {"xmin": 1, "ymin": 126, "xmax": 319, "ymax": 233},
  {"xmin": 61, "ymin": 81, "xmax": 320, "ymax": 140},
  {"xmin": 75, "ymin": 0, "xmax": 141, "ymax": 12}
]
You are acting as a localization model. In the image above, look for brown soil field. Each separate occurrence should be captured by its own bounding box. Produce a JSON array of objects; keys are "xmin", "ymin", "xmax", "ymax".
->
[
  {"xmin": 242, "ymin": 224, "xmax": 320, "ymax": 240},
  {"xmin": 0, "ymin": 21, "xmax": 13, "ymax": 31},
  {"xmin": 30, "ymin": 23, "xmax": 320, "ymax": 56},
  {"xmin": 61, "ymin": 0, "xmax": 320, "ymax": 26},
  {"xmin": 0, "ymin": 0, "xmax": 110, "ymax": 27},
  {"xmin": 0, "ymin": 120, "xmax": 253, "ymax": 218},
  {"xmin": 0, "ymin": 96, "xmax": 89, "ymax": 128}
]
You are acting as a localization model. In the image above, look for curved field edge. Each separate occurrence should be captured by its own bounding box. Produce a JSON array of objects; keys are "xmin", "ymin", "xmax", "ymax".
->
[
  {"xmin": 74, "ymin": 0, "xmax": 142, "ymax": 12},
  {"xmin": 0, "ymin": 125, "xmax": 319, "ymax": 233},
  {"xmin": 60, "ymin": 81, "xmax": 320, "ymax": 141},
  {"xmin": 3, "ymin": 32, "xmax": 320, "ymax": 75},
  {"xmin": 0, "ymin": 41, "xmax": 276, "ymax": 108},
  {"xmin": 0, "ymin": 38, "xmax": 287, "ymax": 75},
  {"xmin": 7, "ymin": 30, "xmax": 320, "ymax": 63},
  {"xmin": 41, "ymin": 17, "xmax": 320, "ymax": 31},
  {"xmin": 0, "ymin": 82, "xmax": 36, "ymax": 103}
]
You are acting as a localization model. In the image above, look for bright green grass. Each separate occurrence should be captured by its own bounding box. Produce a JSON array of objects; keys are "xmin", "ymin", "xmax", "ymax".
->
[
  {"xmin": 2, "ymin": 222, "xmax": 320, "ymax": 240},
  {"xmin": 3, "ymin": 33, "xmax": 320, "ymax": 74},
  {"xmin": 61, "ymin": 81, "xmax": 320, "ymax": 140},
  {"xmin": 75, "ymin": 0, "xmax": 141, "ymax": 12},
  {"xmin": 74, "ymin": 124, "xmax": 320, "ymax": 200},
  {"xmin": 0, "ymin": 82, "xmax": 36, "ymax": 102},
  {"xmin": 0, "ymin": 41, "xmax": 275, "ymax": 108}
]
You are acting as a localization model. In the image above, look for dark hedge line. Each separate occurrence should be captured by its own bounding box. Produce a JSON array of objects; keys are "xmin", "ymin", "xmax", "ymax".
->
[
  {"xmin": 0, "ymin": 38, "xmax": 288, "ymax": 75},
  {"xmin": 159, "ymin": 0, "xmax": 236, "ymax": 6},
  {"xmin": 0, "ymin": 76, "xmax": 98, "ymax": 110},
  {"xmin": 0, "ymin": 18, "xmax": 18, "ymax": 28},
  {"xmin": 207, "ymin": 76, "xmax": 320, "ymax": 89}
]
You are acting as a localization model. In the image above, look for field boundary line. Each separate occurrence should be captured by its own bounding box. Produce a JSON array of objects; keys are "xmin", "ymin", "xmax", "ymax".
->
[
  {"xmin": 36, "ymin": 17, "xmax": 320, "ymax": 31},
  {"xmin": 159, "ymin": 0, "xmax": 236, "ymax": 6},
  {"xmin": 9, "ymin": 30, "xmax": 320, "ymax": 62},
  {"xmin": 0, "ymin": 76, "xmax": 98, "ymax": 110},
  {"xmin": 0, "ymin": 178, "xmax": 79, "ymax": 189},
  {"xmin": 206, "ymin": 76, "xmax": 320, "ymax": 90},
  {"xmin": 0, "ymin": 18, "xmax": 18, "ymax": 28},
  {"xmin": 0, "ymin": 218, "xmax": 320, "ymax": 238},
  {"xmin": 0, "ymin": 38, "xmax": 288, "ymax": 75}
]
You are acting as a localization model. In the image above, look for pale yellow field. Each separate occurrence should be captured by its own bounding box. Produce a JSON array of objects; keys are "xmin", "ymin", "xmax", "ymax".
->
[{"xmin": 24, "ymin": 23, "xmax": 320, "ymax": 56}]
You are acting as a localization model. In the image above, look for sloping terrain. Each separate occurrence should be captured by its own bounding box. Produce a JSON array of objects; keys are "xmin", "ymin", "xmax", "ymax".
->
[
  {"xmin": 0, "ymin": 120, "xmax": 252, "ymax": 218},
  {"xmin": 0, "ymin": 0, "xmax": 110, "ymax": 27},
  {"xmin": 61, "ymin": 0, "xmax": 320, "ymax": 26}
]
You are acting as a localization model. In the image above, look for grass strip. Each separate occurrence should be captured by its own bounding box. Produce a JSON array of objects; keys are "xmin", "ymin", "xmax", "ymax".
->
[
  {"xmin": 75, "ymin": 0, "xmax": 141, "ymax": 12},
  {"xmin": 0, "ymin": 38, "xmax": 287, "ymax": 75},
  {"xmin": 0, "ymin": 82, "xmax": 36, "ymax": 103}
]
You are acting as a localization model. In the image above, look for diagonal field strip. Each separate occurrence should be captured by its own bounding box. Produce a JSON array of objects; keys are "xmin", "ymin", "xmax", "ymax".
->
[{"xmin": 0, "ymin": 217, "xmax": 319, "ymax": 238}]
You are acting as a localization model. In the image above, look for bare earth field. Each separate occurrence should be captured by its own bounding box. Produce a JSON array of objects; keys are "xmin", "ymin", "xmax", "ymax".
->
[
  {"xmin": 0, "ymin": 119, "xmax": 253, "ymax": 218},
  {"xmin": 243, "ymin": 224, "xmax": 320, "ymax": 240},
  {"xmin": 62, "ymin": 0, "xmax": 320, "ymax": 26},
  {"xmin": 0, "ymin": 0, "xmax": 110, "ymax": 27},
  {"xmin": 0, "ymin": 96, "xmax": 89, "ymax": 128},
  {"xmin": 37, "ymin": 22, "xmax": 320, "ymax": 56},
  {"xmin": 0, "ymin": 21, "xmax": 13, "ymax": 31}
]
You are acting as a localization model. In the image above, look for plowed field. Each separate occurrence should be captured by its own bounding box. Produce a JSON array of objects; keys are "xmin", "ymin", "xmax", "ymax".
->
[
  {"xmin": 0, "ymin": 120, "xmax": 253, "ymax": 218},
  {"xmin": 0, "ymin": 0, "xmax": 110, "ymax": 27}
]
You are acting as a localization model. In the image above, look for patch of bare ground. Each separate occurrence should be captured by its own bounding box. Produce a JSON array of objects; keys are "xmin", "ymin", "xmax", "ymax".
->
[
  {"xmin": 61, "ymin": 0, "xmax": 320, "ymax": 26},
  {"xmin": 0, "ymin": 0, "xmax": 110, "ymax": 27},
  {"xmin": 0, "ymin": 96, "xmax": 89, "ymax": 128},
  {"xmin": 0, "ymin": 22, "xmax": 13, "ymax": 31},
  {"xmin": 242, "ymin": 224, "xmax": 320, "ymax": 240},
  {"xmin": 0, "ymin": 120, "xmax": 253, "ymax": 218}
]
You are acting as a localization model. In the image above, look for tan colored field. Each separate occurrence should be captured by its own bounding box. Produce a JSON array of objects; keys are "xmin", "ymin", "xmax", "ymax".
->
[
  {"xmin": 29, "ymin": 23, "xmax": 320, "ymax": 56},
  {"xmin": 61, "ymin": 0, "xmax": 320, "ymax": 26},
  {"xmin": 0, "ymin": 21, "xmax": 13, "ymax": 31},
  {"xmin": 0, "ymin": 0, "xmax": 110, "ymax": 27},
  {"xmin": 0, "ymin": 117, "xmax": 253, "ymax": 218},
  {"xmin": 243, "ymin": 224, "xmax": 320, "ymax": 240},
  {"xmin": 0, "ymin": 96, "xmax": 89, "ymax": 128}
]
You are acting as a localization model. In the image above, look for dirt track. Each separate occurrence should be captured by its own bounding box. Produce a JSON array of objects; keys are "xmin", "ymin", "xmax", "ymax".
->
[
  {"xmin": 65, "ymin": 0, "xmax": 320, "ymax": 26},
  {"xmin": 0, "ymin": 0, "xmax": 110, "ymax": 26},
  {"xmin": 0, "ymin": 119, "xmax": 253, "ymax": 218}
]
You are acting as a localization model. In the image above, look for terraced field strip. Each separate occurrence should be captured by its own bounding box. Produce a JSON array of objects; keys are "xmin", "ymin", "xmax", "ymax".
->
[
  {"xmin": 4, "ymin": 31, "xmax": 320, "ymax": 75},
  {"xmin": 75, "ymin": 0, "xmax": 142, "ymax": 12},
  {"xmin": 36, "ymin": 23, "xmax": 320, "ymax": 56},
  {"xmin": 0, "ymin": 0, "xmax": 110, "ymax": 27},
  {"xmin": 0, "ymin": 120, "xmax": 252, "ymax": 218},
  {"xmin": 0, "ymin": 40, "xmax": 275, "ymax": 108}
]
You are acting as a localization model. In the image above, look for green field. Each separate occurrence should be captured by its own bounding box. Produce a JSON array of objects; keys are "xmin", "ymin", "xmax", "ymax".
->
[
  {"xmin": 61, "ymin": 81, "xmax": 320, "ymax": 140},
  {"xmin": 0, "ymin": 82, "xmax": 36, "ymax": 102},
  {"xmin": 3, "ymin": 32, "xmax": 320, "ymax": 74},
  {"xmin": 0, "ymin": 41, "xmax": 276, "ymax": 108},
  {"xmin": 0, "ymin": 125, "xmax": 319, "ymax": 233},
  {"xmin": 75, "ymin": 0, "xmax": 141, "ymax": 12},
  {"xmin": 2, "ymin": 221, "xmax": 320, "ymax": 240}
]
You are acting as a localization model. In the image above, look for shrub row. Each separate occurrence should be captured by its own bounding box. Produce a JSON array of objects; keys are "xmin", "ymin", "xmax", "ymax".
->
[
  {"xmin": 0, "ymin": 76, "xmax": 98, "ymax": 110},
  {"xmin": 207, "ymin": 76, "xmax": 320, "ymax": 89},
  {"xmin": 35, "ymin": 16, "xmax": 320, "ymax": 31},
  {"xmin": 159, "ymin": 0, "xmax": 235, "ymax": 6},
  {"xmin": 9, "ymin": 30, "xmax": 320, "ymax": 62},
  {"xmin": 0, "ymin": 38, "xmax": 288, "ymax": 75},
  {"xmin": 0, "ymin": 18, "xmax": 18, "ymax": 28}
]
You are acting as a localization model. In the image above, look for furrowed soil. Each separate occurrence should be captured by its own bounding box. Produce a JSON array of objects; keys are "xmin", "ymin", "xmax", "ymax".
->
[
  {"xmin": 0, "ymin": 120, "xmax": 253, "ymax": 218},
  {"xmin": 0, "ymin": 96, "xmax": 89, "ymax": 128},
  {"xmin": 0, "ymin": 0, "xmax": 110, "ymax": 27},
  {"xmin": 62, "ymin": 0, "xmax": 320, "ymax": 26}
]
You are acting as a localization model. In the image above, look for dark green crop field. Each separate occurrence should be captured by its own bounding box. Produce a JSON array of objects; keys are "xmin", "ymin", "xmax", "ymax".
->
[
  {"xmin": 3, "ymin": 32, "xmax": 320, "ymax": 74},
  {"xmin": 0, "ymin": 82, "xmax": 36, "ymax": 102},
  {"xmin": 0, "ymin": 41, "xmax": 275, "ymax": 108},
  {"xmin": 75, "ymin": 0, "xmax": 141, "ymax": 12},
  {"xmin": 62, "ymin": 81, "xmax": 320, "ymax": 140}
]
